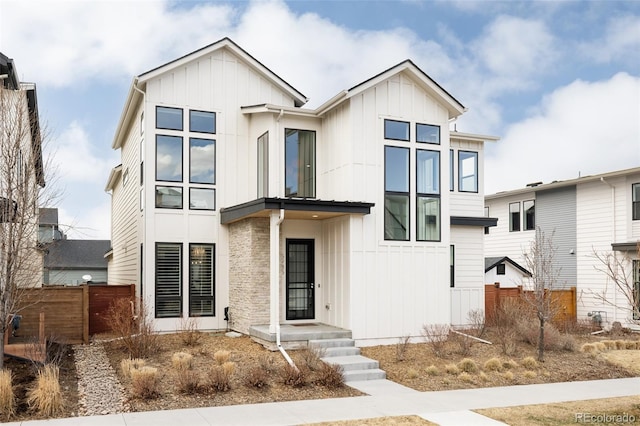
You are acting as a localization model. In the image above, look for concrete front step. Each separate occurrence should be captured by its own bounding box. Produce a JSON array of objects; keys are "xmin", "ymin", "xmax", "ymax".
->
[
  {"xmin": 343, "ymin": 368, "xmax": 387, "ymax": 381},
  {"xmin": 323, "ymin": 346, "xmax": 361, "ymax": 357},
  {"xmin": 321, "ymin": 355, "xmax": 380, "ymax": 372},
  {"xmin": 308, "ymin": 338, "xmax": 355, "ymax": 349},
  {"xmin": 309, "ymin": 335, "xmax": 387, "ymax": 382}
]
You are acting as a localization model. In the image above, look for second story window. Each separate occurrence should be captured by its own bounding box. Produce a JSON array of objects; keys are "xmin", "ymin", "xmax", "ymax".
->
[
  {"xmin": 524, "ymin": 200, "xmax": 535, "ymax": 230},
  {"xmin": 156, "ymin": 135, "xmax": 183, "ymax": 182},
  {"xmin": 509, "ymin": 202, "xmax": 521, "ymax": 232},
  {"xmin": 384, "ymin": 146, "xmax": 409, "ymax": 241},
  {"xmin": 285, "ymin": 129, "xmax": 315, "ymax": 198},
  {"xmin": 633, "ymin": 183, "xmax": 640, "ymax": 220},
  {"xmin": 416, "ymin": 123, "xmax": 440, "ymax": 144},
  {"xmin": 416, "ymin": 149, "xmax": 440, "ymax": 241},
  {"xmin": 189, "ymin": 138, "xmax": 215, "ymax": 184},
  {"xmin": 156, "ymin": 106, "xmax": 183, "ymax": 131},
  {"xmin": 190, "ymin": 110, "xmax": 216, "ymax": 134},
  {"xmin": 384, "ymin": 119, "xmax": 409, "ymax": 141},
  {"xmin": 257, "ymin": 132, "xmax": 269, "ymax": 198},
  {"xmin": 458, "ymin": 151, "xmax": 478, "ymax": 193}
]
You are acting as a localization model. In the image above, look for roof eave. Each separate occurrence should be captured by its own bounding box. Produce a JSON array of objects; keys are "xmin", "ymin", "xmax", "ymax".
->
[
  {"xmin": 105, "ymin": 165, "xmax": 123, "ymax": 192},
  {"xmin": 112, "ymin": 80, "xmax": 142, "ymax": 150}
]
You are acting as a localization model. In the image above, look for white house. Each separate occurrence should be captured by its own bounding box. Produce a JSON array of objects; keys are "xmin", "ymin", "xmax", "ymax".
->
[
  {"xmin": 485, "ymin": 167, "xmax": 640, "ymax": 329},
  {"xmin": 106, "ymin": 38, "xmax": 497, "ymax": 345}
]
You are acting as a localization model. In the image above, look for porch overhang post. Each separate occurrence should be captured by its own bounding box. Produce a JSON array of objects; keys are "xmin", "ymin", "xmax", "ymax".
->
[{"xmin": 269, "ymin": 209, "xmax": 284, "ymax": 334}]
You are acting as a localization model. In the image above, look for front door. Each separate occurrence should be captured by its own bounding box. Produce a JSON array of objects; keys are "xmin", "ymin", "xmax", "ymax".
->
[{"xmin": 286, "ymin": 239, "xmax": 315, "ymax": 320}]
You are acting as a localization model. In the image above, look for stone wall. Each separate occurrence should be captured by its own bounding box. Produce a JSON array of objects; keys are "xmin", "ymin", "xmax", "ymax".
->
[{"xmin": 228, "ymin": 217, "xmax": 270, "ymax": 334}]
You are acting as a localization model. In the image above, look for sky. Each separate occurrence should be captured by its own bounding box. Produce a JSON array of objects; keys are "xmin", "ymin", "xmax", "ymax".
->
[{"xmin": 0, "ymin": 0, "xmax": 638, "ymax": 240}]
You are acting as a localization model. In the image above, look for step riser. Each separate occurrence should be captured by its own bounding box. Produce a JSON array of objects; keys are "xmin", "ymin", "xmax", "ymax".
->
[
  {"xmin": 343, "ymin": 369, "xmax": 387, "ymax": 382},
  {"xmin": 308, "ymin": 338, "xmax": 355, "ymax": 349},
  {"xmin": 322, "ymin": 358, "xmax": 379, "ymax": 372},
  {"xmin": 323, "ymin": 347, "xmax": 361, "ymax": 357},
  {"xmin": 309, "ymin": 337, "xmax": 385, "ymax": 382}
]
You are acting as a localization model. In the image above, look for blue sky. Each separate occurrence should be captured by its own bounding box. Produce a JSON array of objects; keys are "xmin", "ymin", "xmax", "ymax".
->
[{"xmin": 1, "ymin": 0, "xmax": 638, "ymax": 239}]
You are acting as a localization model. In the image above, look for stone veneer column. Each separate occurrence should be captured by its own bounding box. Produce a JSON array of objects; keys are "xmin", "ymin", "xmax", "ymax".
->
[{"xmin": 227, "ymin": 217, "xmax": 270, "ymax": 334}]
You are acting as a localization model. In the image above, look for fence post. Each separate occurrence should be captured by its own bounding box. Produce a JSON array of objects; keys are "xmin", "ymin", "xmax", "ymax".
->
[{"xmin": 82, "ymin": 284, "xmax": 89, "ymax": 344}]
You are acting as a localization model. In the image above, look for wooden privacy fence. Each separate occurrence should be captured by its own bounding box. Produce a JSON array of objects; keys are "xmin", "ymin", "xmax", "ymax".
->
[
  {"xmin": 13, "ymin": 284, "xmax": 135, "ymax": 344},
  {"xmin": 485, "ymin": 283, "xmax": 577, "ymax": 326}
]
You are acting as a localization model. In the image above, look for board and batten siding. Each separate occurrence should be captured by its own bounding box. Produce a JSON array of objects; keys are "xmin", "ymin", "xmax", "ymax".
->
[
  {"xmin": 450, "ymin": 139, "xmax": 485, "ymax": 217},
  {"xmin": 536, "ymin": 186, "xmax": 577, "ymax": 289},
  {"xmin": 108, "ymin": 103, "xmax": 143, "ymax": 286},
  {"xmin": 450, "ymin": 226, "xmax": 485, "ymax": 325}
]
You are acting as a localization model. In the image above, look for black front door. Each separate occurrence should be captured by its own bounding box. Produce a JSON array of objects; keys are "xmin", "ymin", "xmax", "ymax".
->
[{"xmin": 286, "ymin": 239, "xmax": 315, "ymax": 320}]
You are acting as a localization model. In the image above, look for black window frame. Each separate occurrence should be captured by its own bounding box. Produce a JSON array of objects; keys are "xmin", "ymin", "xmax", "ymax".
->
[
  {"xmin": 156, "ymin": 106, "xmax": 183, "ymax": 131},
  {"xmin": 484, "ymin": 206, "xmax": 490, "ymax": 235},
  {"xmin": 524, "ymin": 199, "xmax": 535, "ymax": 231},
  {"xmin": 155, "ymin": 242, "xmax": 182, "ymax": 318},
  {"xmin": 284, "ymin": 128, "xmax": 316, "ymax": 198},
  {"xmin": 155, "ymin": 134, "xmax": 183, "ymax": 182},
  {"xmin": 450, "ymin": 245, "xmax": 455, "ymax": 288},
  {"xmin": 416, "ymin": 149, "xmax": 441, "ymax": 242},
  {"xmin": 496, "ymin": 263, "xmax": 506, "ymax": 275},
  {"xmin": 458, "ymin": 150, "xmax": 478, "ymax": 193},
  {"xmin": 509, "ymin": 202, "xmax": 521, "ymax": 232},
  {"xmin": 384, "ymin": 119, "xmax": 410, "ymax": 141},
  {"xmin": 189, "ymin": 243, "xmax": 215, "ymax": 317},
  {"xmin": 189, "ymin": 109, "xmax": 216, "ymax": 134},
  {"xmin": 633, "ymin": 260, "xmax": 640, "ymax": 320},
  {"xmin": 633, "ymin": 183, "xmax": 640, "ymax": 221},
  {"xmin": 416, "ymin": 123, "xmax": 440, "ymax": 144},
  {"xmin": 384, "ymin": 145, "xmax": 410, "ymax": 241}
]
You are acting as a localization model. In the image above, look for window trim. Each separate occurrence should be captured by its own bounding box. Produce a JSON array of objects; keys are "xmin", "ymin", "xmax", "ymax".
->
[
  {"xmin": 155, "ymin": 134, "xmax": 183, "ymax": 183},
  {"xmin": 458, "ymin": 150, "xmax": 478, "ymax": 193},
  {"xmin": 155, "ymin": 242, "xmax": 182, "ymax": 318},
  {"xmin": 509, "ymin": 202, "xmax": 521, "ymax": 232},
  {"xmin": 189, "ymin": 109, "xmax": 216, "ymax": 134},
  {"xmin": 416, "ymin": 123, "xmax": 440, "ymax": 144},
  {"xmin": 189, "ymin": 243, "xmax": 215, "ymax": 317},
  {"xmin": 384, "ymin": 119, "xmax": 410, "ymax": 141},
  {"xmin": 156, "ymin": 106, "xmax": 183, "ymax": 131}
]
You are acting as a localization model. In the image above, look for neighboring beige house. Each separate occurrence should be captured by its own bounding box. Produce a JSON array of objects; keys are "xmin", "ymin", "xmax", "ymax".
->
[
  {"xmin": 485, "ymin": 167, "xmax": 640, "ymax": 329},
  {"xmin": 106, "ymin": 38, "xmax": 497, "ymax": 345}
]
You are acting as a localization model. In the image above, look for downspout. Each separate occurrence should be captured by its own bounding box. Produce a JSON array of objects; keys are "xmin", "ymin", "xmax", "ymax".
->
[
  {"xmin": 132, "ymin": 77, "xmax": 146, "ymax": 306},
  {"xmin": 601, "ymin": 177, "xmax": 617, "ymax": 324}
]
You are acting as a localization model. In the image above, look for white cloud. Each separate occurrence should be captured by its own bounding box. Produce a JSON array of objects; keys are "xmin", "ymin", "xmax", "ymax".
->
[
  {"xmin": 485, "ymin": 73, "xmax": 640, "ymax": 194},
  {"xmin": 579, "ymin": 15, "xmax": 640, "ymax": 64}
]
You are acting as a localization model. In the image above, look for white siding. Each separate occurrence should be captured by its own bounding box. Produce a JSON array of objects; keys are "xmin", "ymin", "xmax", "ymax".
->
[
  {"xmin": 450, "ymin": 139, "xmax": 484, "ymax": 216},
  {"xmin": 450, "ymin": 226, "xmax": 485, "ymax": 325}
]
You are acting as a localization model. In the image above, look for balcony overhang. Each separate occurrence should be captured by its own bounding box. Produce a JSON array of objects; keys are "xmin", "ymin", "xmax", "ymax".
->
[
  {"xmin": 220, "ymin": 197, "xmax": 374, "ymax": 225},
  {"xmin": 611, "ymin": 242, "xmax": 639, "ymax": 252},
  {"xmin": 451, "ymin": 216, "xmax": 498, "ymax": 227}
]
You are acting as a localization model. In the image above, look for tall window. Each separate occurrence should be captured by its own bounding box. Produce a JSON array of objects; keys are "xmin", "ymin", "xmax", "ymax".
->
[
  {"xmin": 416, "ymin": 123, "xmax": 440, "ymax": 144},
  {"xmin": 384, "ymin": 146, "xmax": 409, "ymax": 240},
  {"xmin": 189, "ymin": 244, "xmax": 215, "ymax": 317},
  {"xmin": 416, "ymin": 149, "xmax": 440, "ymax": 241},
  {"xmin": 484, "ymin": 206, "xmax": 490, "ymax": 235},
  {"xmin": 155, "ymin": 243, "xmax": 182, "ymax": 318},
  {"xmin": 458, "ymin": 151, "xmax": 478, "ymax": 192},
  {"xmin": 285, "ymin": 129, "xmax": 315, "ymax": 198},
  {"xmin": 509, "ymin": 202, "xmax": 521, "ymax": 232},
  {"xmin": 189, "ymin": 138, "xmax": 215, "ymax": 184},
  {"xmin": 449, "ymin": 149, "xmax": 454, "ymax": 192},
  {"xmin": 450, "ymin": 245, "xmax": 455, "ymax": 288},
  {"xmin": 156, "ymin": 106, "xmax": 183, "ymax": 131},
  {"xmin": 257, "ymin": 132, "xmax": 269, "ymax": 198},
  {"xmin": 633, "ymin": 183, "xmax": 640, "ymax": 220},
  {"xmin": 156, "ymin": 135, "xmax": 183, "ymax": 182},
  {"xmin": 524, "ymin": 200, "xmax": 535, "ymax": 230},
  {"xmin": 384, "ymin": 119, "xmax": 409, "ymax": 141}
]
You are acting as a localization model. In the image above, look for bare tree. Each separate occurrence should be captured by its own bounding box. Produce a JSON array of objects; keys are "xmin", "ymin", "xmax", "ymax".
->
[
  {"xmin": 0, "ymin": 76, "xmax": 54, "ymax": 369},
  {"xmin": 521, "ymin": 228, "xmax": 561, "ymax": 362},
  {"xmin": 590, "ymin": 243, "xmax": 640, "ymax": 327}
]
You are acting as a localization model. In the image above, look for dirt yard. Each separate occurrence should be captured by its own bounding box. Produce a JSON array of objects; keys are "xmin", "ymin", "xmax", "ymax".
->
[{"xmin": 3, "ymin": 325, "xmax": 639, "ymax": 422}]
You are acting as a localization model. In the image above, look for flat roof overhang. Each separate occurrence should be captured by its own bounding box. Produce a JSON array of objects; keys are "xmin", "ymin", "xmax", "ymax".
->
[
  {"xmin": 611, "ymin": 242, "xmax": 639, "ymax": 252},
  {"xmin": 451, "ymin": 216, "xmax": 498, "ymax": 227},
  {"xmin": 220, "ymin": 197, "xmax": 374, "ymax": 224}
]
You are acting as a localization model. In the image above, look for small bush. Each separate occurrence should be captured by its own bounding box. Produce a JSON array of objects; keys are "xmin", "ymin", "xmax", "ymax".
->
[
  {"xmin": 171, "ymin": 352, "xmax": 193, "ymax": 370},
  {"xmin": 483, "ymin": 357, "xmax": 502, "ymax": 372},
  {"xmin": 425, "ymin": 365, "xmax": 440, "ymax": 376},
  {"xmin": 131, "ymin": 366, "xmax": 160, "ymax": 399},
  {"xmin": 524, "ymin": 370, "xmax": 537, "ymax": 379},
  {"xmin": 175, "ymin": 368, "xmax": 200, "ymax": 394},
  {"xmin": 214, "ymin": 350, "xmax": 231, "ymax": 366},
  {"xmin": 27, "ymin": 365, "xmax": 63, "ymax": 416},
  {"xmin": 207, "ymin": 362, "xmax": 235, "ymax": 392},
  {"xmin": 421, "ymin": 324, "xmax": 450, "ymax": 358},
  {"xmin": 396, "ymin": 335, "xmax": 411, "ymax": 361},
  {"xmin": 595, "ymin": 342, "xmax": 607, "ymax": 352},
  {"xmin": 316, "ymin": 362, "xmax": 344, "ymax": 389},
  {"xmin": 0, "ymin": 369, "xmax": 15, "ymax": 419},
  {"xmin": 466, "ymin": 308, "xmax": 487, "ymax": 338},
  {"xmin": 615, "ymin": 340, "xmax": 627, "ymax": 350},
  {"xmin": 258, "ymin": 353, "xmax": 277, "ymax": 373},
  {"xmin": 580, "ymin": 343, "xmax": 598, "ymax": 355},
  {"xmin": 444, "ymin": 364, "xmax": 460, "ymax": 375},
  {"xmin": 178, "ymin": 317, "xmax": 203, "ymax": 346},
  {"xmin": 602, "ymin": 340, "xmax": 616, "ymax": 350},
  {"xmin": 516, "ymin": 319, "xmax": 565, "ymax": 350},
  {"xmin": 457, "ymin": 358, "xmax": 478, "ymax": 373},
  {"xmin": 300, "ymin": 346, "xmax": 325, "ymax": 371},
  {"xmin": 243, "ymin": 365, "xmax": 269, "ymax": 389},
  {"xmin": 407, "ymin": 368, "xmax": 419, "ymax": 379},
  {"xmin": 120, "ymin": 358, "xmax": 146, "ymax": 379},
  {"xmin": 105, "ymin": 298, "xmax": 159, "ymax": 359},
  {"xmin": 458, "ymin": 372, "xmax": 474, "ymax": 382},
  {"xmin": 625, "ymin": 340, "xmax": 638, "ymax": 350},
  {"xmin": 560, "ymin": 334, "xmax": 577, "ymax": 352},
  {"xmin": 503, "ymin": 371, "xmax": 514, "ymax": 381},
  {"xmin": 450, "ymin": 331, "xmax": 473, "ymax": 356},
  {"xmin": 479, "ymin": 371, "xmax": 489, "ymax": 381},
  {"xmin": 521, "ymin": 356, "xmax": 538, "ymax": 369},
  {"xmin": 282, "ymin": 363, "xmax": 306, "ymax": 387},
  {"xmin": 502, "ymin": 359, "xmax": 519, "ymax": 370}
]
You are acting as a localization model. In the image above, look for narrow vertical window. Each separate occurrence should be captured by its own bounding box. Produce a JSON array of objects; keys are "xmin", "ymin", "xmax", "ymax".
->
[
  {"xmin": 524, "ymin": 200, "xmax": 535, "ymax": 230},
  {"xmin": 450, "ymin": 245, "xmax": 455, "ymax": 288},
  {"xmin": 285, "ymin": 129, "xmax": 315, "ymax": 198},
  {"xmin": 155, "ymin": 243, "xmax": 182, "ymax": 318},
  {"xmin": 416, "ymin": 149, "xmax": 440, "ymax": 241},
  {"xmin": 257, "ymin": 132, "xmax": 269, "ymax": 198},
  {"xmin": 484, "ymin": 206, "xmax": 490, "ymax": 235},
  {"xmin": 449, "ymin": 149, "xmax": 454, "ymax": 192},
  {"xmin": 384, "ymin": 119, "xmax": 409, "ymax": 141},
  {"xmin": 189, "ymin": 138, "xmax": 215, "ymax": 184},
  {"xmin": 189, "ymin": 244, "xmax": 215, "ymax": 317},
  {"xmin": 633, "ymin": 183, "xmax": 640, "ymax": 220},
  {"xmin": 140, "ymin": 112, "xmax": 144, "ymax": 135},
  {"xmin": 509, "ymin": 202, "xmax": 521, "ymax": 232},
  {"xmin": 458, "ymin": 151, "xmax": 478, "ymax": 192},
  {"xmin": 384, "ymin": 146, "xmax": 409, "ymax": 241},
  {"xmin": 156, "ymin": 135, "xmax": 183, "ymax": 182}
]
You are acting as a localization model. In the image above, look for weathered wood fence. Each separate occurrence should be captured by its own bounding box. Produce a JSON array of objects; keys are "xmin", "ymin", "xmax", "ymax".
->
[
  {"xmin": 14, "ymin": 284, "xmax": 135, "ymax": 344},
  {"xmin": 484, "ymin": 283, "xmax": 577, "ymax": 326}
]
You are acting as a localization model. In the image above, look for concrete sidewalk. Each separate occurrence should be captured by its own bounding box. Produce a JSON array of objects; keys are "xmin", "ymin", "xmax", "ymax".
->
[{"xmin": 5, "ymin": 377, "xmax": 639, "ymax": 426}]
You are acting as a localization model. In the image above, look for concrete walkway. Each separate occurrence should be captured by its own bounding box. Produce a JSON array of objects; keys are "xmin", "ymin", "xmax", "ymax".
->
[{"xmin": 5, "ymin": 377, "xmax": 639, "ymax": 425}]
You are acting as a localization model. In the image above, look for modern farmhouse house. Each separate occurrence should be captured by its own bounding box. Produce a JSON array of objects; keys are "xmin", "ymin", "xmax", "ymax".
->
[
  {"xmin": 106, "ymin": 38, "xmax": 497, "ymax": 345},
  {"xmin": 485, "ymin": 167, "xmax": 640, "ymax": 329}
]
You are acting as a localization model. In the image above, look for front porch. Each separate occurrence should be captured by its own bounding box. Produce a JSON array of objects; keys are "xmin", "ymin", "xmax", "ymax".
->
[{"xmin": 248, "ymin": 323, "xmax": 352, "ymax": 350}]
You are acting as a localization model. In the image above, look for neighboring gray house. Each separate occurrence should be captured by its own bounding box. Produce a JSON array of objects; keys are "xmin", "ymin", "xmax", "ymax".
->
[{"xmin": 44, "ymin": 239, "xmax": 111, "ymax": 285}]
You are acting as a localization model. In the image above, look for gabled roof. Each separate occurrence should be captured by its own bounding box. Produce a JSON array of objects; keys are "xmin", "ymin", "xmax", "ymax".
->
[
  {"xmin": 485, "ymin": 256, "xmax": 531, "ymax": 276},
  {"xmin": 44, "ymin": 239, "xmax": 111, "ymax": 269},
  {"xmin": 315, "ymin": 60, "xmax": 466, "ymax": 118},
  {"xmin": 486, "ymin": 167, "xmax": 640, "ymax": 200}
]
